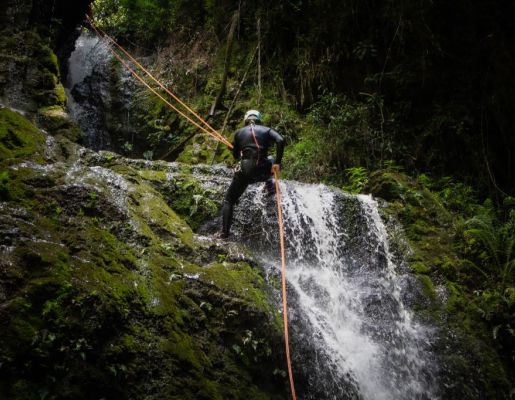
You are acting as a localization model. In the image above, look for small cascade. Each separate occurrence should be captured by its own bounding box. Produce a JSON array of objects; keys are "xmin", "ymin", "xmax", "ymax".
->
[
  {"xmin": 65, "ymin": 31, "xmax": 137, "ymax": 152},
  {"xmin": 231, "ymin": 181, "xmax": 439, "ymax": 400},
  {"xmin": 62, "ymin": 29, "xmax": 439, "ymax": 400},
  {"xmin": 65, "ymin": 31, "xmax": 111, "ymax": 150}
]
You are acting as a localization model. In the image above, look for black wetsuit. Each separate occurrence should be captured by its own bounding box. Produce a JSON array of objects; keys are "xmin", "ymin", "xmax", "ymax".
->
[{"xmin": 221, "ymin": 122, "xmax": 285, "ymax": 237}]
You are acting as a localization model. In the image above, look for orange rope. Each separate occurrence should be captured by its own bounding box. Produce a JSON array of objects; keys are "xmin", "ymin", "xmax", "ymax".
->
[
  {"xmin": 273, "ymin": 167, "xmax": 297, "ymax": 400},
  {"xmin": 86, "ymin": 16, "xmax": 233, "ymax": 149},
  {"xmin": 86, "ymin": 16, "xmax": 297, "ymax": 398},
  {"xmin": 87, "ymin": 16, "xmax": 221, "ymax": 139}
]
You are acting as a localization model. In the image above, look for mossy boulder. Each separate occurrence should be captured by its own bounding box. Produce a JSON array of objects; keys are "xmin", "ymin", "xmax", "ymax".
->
[
  {"xmin": 37, "ymin": 105, "xmax": 82, "ymax": 141},
  {"xmin": 137, "ymin": 168, "xmax": 221, "ymax": 231},
  {"xmin": 0, "ymin": 110, "xmax": 286, "ymax": 399},
  {"xmin": 368, "ymin": 168, "xmax": 513, "ymax": 398},
  {"xmin": 0, "ymin": 107, "xmax": 45, "ymax": 163}
]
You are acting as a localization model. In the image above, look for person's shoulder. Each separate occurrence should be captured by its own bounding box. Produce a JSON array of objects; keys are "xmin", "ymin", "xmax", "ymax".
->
[
  {"xmin": 255, "ymin": 124, "xmax": 272, "ymax": 132},
  {"xmin": 264, "ymin": 125, "xmax": 279, "ymax": 135}
]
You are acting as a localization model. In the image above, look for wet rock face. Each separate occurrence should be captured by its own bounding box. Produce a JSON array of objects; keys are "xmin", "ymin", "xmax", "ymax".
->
[
  {"xmin": 1, "ymin": 0, "xmax": 91, "ymax": 37},
  {"xmin": 30, "ymin": 0, "xmax": 92, "ymax": 49},
  {"xmin": 64, "ymin": 31, "xmax": 183, "ymax": 158},
  {"xmin": 0, "ymin": 108, "xmax": 286, "ymax": 399},
  {"xmin": 0, "ymin": 0, "xmax": 92, "ymax": 114},
  {"xmin": 67, "ymin": 35, "xmax": 137, "ymax": 152}
]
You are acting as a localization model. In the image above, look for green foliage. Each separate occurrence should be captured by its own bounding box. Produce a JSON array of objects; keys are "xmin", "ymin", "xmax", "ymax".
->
[
  {"xmin": 435, "ymin": 177, "xmax": 478, "ymax": 216},
  {"xmin": 463, "ymin": 202, "xmax": 515, "ymax": 288},
  {"xmin": 284, "ymin": 93, "xmax": 386, "ymax": 184},
  {"xmin": 93, "ymin": 0, "xmax": 207, "ymax": 47},
  {"xmin": 343, "ymin": 167, "xmax": 368, "ymax": 194}
]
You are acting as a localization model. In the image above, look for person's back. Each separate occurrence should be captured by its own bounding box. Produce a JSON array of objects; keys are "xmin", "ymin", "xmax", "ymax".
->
[
  {"xmin": 219, "ymin": 110, "xmax": 284, "ymax": 238},
  {"xmin": 233, "ymin": 123, "xmax": 284, "ymax": 180}
]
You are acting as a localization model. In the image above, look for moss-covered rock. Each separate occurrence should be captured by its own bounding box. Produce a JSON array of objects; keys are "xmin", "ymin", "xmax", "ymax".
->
[
  {"xmin": 0, "ymin": 110, "xmax": 286, "ymax": 399},
  {"xmin": 137, "ymin": 168, "xmax": 221, "ymax": 231},
  {"xmin": 368, "ymin": 168, "xmax": 513, "ymax": 398},
  {"xmin": 0, "ymin": 29, "xmax": 66, "ymax": 113},
  {"xmin": 0, "ymin": 107, "xmax": 45, "ymax": 163},
  {"xmin": 37, "ymin": 105, "xmax": 82, "ymax": 141}
]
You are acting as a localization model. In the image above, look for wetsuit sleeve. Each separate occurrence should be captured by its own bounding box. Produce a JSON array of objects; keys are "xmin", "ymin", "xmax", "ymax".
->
[
  {"xmin": 269, "ymin": 128, "xmax": 285, "ymax": 164},
  {"xmin": 232, "ymin": 130, "xmax": 241, "ymax": 160}
]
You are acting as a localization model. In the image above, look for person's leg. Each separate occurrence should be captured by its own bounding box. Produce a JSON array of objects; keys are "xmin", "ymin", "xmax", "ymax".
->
[
  {"xmin": 221, "ymin": 201, "xmax": 234, "ymax": 238},
  {"xmin": 260, "ymin": 157, "xmax": 275, "ymax": 195},
  {"xmin": 221, "ymin": 172, "xmax": 248, "ymax": 237},
  {"xmin": 264, "ymin": 177, "xmax": 275, "ymax": 195}
]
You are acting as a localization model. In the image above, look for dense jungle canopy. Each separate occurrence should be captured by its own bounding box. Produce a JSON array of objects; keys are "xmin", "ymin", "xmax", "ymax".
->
[{"xmin": 91, "ymin": 0, "xmax": 515, "ymax": 197}]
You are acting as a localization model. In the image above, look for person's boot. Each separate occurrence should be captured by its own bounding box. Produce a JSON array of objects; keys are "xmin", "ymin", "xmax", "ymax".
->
[{"xmin": 220, "ymin": 201, "xmax": 234, "ymax": 238}]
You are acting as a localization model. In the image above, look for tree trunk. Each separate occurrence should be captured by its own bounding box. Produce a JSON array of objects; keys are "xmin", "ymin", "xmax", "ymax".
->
[{"xmin": 209, "ymin": 10, "xmax": 239, "ymax": 118}]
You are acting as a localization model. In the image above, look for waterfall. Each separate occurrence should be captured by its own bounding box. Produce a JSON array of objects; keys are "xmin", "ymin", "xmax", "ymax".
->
[
  {"xmin": 65, "ymin": 31, "xmax": 111, "ymax": 150},
  {"xmin": 65, "ymin": 31, "xmax": 137, "ymax": 152},
  {"xmin": 231, "ymin": 181, "xmax": 439, "ymax": 400},
  {"xmin": 62, "ymin": 29, "xmax": 439, "ymax": 400}
]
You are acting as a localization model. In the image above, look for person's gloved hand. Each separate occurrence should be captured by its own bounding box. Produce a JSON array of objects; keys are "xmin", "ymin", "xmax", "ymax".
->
[{"xmin": 271, "ymin": 164, "xmax": 281, "ymax": 174}]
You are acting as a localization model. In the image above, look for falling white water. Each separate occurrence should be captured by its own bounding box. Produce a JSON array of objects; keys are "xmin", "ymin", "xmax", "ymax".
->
[
  {"xmin": 67, "ymin": 33, "xmax": 106, "ymax": 89},
  {"xmin": 234, "ymin": 181, "xmax": 438, "ymax": 400}
]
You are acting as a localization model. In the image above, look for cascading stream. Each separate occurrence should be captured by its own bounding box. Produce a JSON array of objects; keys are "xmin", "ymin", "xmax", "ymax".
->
[
  {"xmin": 64, "ymin": 28, "xmax": 438, "ymax": 400},
  {"xmin": 233, "ymin": 181, "xmax": 439, "ymax": 400}
]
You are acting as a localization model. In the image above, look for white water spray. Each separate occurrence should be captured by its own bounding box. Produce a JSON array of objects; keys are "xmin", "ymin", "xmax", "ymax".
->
[{"xmin": 235, "ymin": 181, "xmax": 438, "ymax": 400}]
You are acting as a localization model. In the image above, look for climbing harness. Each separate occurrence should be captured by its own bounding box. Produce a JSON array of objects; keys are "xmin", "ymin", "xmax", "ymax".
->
[
  {"xmin": 85, "ymin": 14, "xmax": 297, "ymax": 399},
  {"xmin": 250, "ymin": 123, "xmax": 261, "ymax": 165}
]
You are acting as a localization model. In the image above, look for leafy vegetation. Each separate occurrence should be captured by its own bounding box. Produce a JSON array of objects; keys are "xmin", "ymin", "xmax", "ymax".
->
[
  {"xmin": 1, "ymin": 0, "xmax": 514, "ymax": 397},
  {"xmin": 368, "ymin": 167, "xmax": 514, "ymax": 391},
  {"xmin": 82, "ymin": 3, "xmax": 515, "ymax": 388}
]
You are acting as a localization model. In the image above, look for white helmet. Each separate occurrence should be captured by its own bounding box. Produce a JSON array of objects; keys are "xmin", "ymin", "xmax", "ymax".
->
[{"xmin": 244, "ymin": 109, "xmax": 262, "ymax": 123}]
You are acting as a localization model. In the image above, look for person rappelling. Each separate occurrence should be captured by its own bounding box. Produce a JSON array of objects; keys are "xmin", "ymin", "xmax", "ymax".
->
[{"xmin": 218, "ymin": 109, "xmax": 285, "ymax": 239}]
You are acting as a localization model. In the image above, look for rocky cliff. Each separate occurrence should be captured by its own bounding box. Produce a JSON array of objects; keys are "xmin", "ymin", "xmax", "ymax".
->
[
  {"xmin": 0, "ymin": 2, "xmax": 287, "ymax": 398},
  {"xmin": 0, "ymin": 106, "xmax": 287, "ymax": 399}
]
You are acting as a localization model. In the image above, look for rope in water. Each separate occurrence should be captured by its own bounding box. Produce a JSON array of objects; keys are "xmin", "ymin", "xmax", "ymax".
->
[
  {"xmin": 273, "ymin": 167, "xmax": 297, "ymax": 400},
  {"xmin": 86, "ymin": 15, "xmax": 296, "ymax": 399}
]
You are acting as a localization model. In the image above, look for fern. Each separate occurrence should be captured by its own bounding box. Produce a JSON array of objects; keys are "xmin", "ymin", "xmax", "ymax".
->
[{"xmin": 464, "ymin": 207, "xmax": 515, "ymax": 287}]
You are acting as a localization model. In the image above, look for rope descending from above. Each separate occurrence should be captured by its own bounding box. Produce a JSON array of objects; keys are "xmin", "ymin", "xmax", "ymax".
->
[
  {"xmin": 85, "ymin": 15, "xmax": 233, "ymax": 149},
  {"xmin": 86, "ymin": 14, "xmax": 297, "ymax": 400}
]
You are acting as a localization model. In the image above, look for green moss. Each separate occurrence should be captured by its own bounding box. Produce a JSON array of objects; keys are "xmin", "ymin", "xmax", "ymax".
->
[
  {"xmin": 37, "ymin": 44, "xmax": 60, "ymax": 77},
  {"xmin": 184, "ymin": 261, "xmax": 274, "ymax": 315},
  {"xmin": 37, "ymin": 105, "xmax": 70, "ymax": 131},
  {"xmin": 418, "ymin": 275, "xmax": 436, "ymax": 301},
  {"xmin": 0, "ymin": 28, "xmax": 68, "ymax": 111},
  {"xmin": 138, "ymin": 169, "xmax": 168, "ymax": 182},
  {"xmin": 0, "ymin": 167, "xmax": 39, "ymax": 202},
  {"xmin": 176, "ymin": 133, "xmax": 223, "ymax": 165},
  {"xmin": 411, "ymin": 261, "xmax": 430, "ymax": 274},
  {"xmin": 129, "ymin": 183, "xmax": 194, "ymax": 247},
  {"xmin": 137, "ymin": 169, "xmax": 219, "ymax": 231},
  {"xmin": 166, "ymin": 174, "xmax": 219, "ymax": 231},
  {"xmin": 0, "ymin": 108, "xmax": 45, "ymax": 162},
  {"xmin": 161, "ymin": 329, "xmax": 203, "ymax": 369}
]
